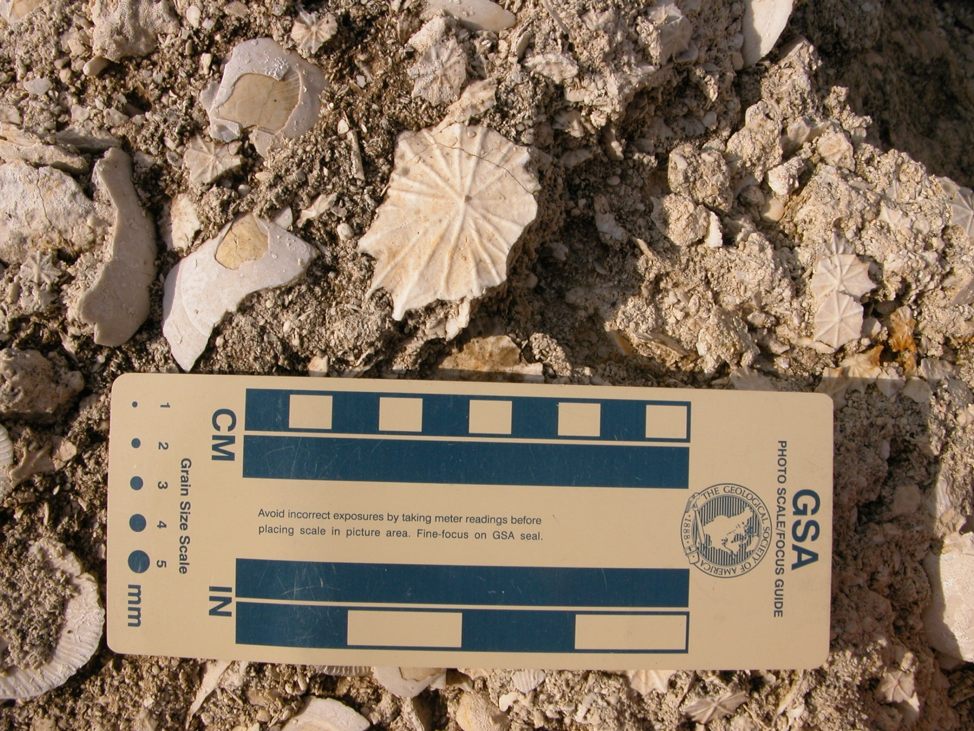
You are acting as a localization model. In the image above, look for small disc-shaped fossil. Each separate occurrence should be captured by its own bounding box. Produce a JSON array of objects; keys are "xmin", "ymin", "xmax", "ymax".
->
[
  {"xmin": 813, "ymin": 291, "xmax": 863, "ymax": 349},
  {"xmin": 359, "ymin": 124, "xmax": 539, "ymax": 319}
]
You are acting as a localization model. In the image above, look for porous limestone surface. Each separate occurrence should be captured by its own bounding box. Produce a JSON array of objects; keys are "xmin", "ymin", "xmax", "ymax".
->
[{"xmin": 0, "ymin": 0, "xmax": 973, "ymax": 729}]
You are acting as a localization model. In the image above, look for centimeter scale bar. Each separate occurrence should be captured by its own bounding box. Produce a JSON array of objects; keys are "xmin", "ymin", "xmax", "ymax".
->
[{"xmin": 242, "ymin": 389, "xmax": 693, "ymax": 488}]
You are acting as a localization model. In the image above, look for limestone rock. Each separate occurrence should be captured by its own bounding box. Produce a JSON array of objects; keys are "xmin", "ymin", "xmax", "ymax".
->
[
  {"xmin": 0, "ymin": 349, "xmax": 83, "ymax": 421},
  {"xmin": 281, "ymin": 697, "xmax": 370, "ymax": 731},
  {"xmin": 0, "ymin": 162, "xmax": 98, "ymax": 264},
  {"xmin": 372, "ymin": 667, "xmax": 445, "ymax": 699},
  {"xmin": 456, "ymin": 692, "xmax": 509, "ymax": 731},
  {"xmin": 91, "ymin": 0, "xmax": 179, "ymax": 62},
  {"xmin": 923, "ymin": 533, "xmax": 974, "ymax": 661}
]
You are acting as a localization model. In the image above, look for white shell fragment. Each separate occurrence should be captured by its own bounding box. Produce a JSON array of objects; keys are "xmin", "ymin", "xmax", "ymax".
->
[
  {"xmin": 90, "ymin": 0, "xmax": 180, "ymax": 62},
  {"xmin": 290, "ymin": 11, "xmax": 338, "ymax": 56},
  {"xmin": 409, "ymin": 37, "xmax": 467, "ymax": 105},
  {"xmin": 0, "ymin": 423, "xmax": 13, "ymax": 501},
  {"xmin": 427, "ymin": 0, "xmax": 515, "ymax": 33},
  {"xmin": 741, "ymin": 0, "xmax": 794, "ymax": 67},
  {"xmin": 813, "ymin": 291, "xmax": 863, "ymax": 349},
  {"xmin": 0, "ymin": 162, "xmax": 98, "ymax": 264},
  {"xmin": 358, "ymin": 124, "xmax": 539, "ymax": 319},
  {"xmin": 511, "ymin": 669, "xmax": 545, "ymax": 694},
  {"xmin": 683, "ymin": 691, "xmax": 749, "ymax": 723},
  {"xmin": 810, "ymin": 255, "xmax": 875, "ymax": 300},
  {"xmin": 923, "ymin": 533, "xmax": 974, "ymax": 661},
  {"xmin": 77, "ymin": 148, "xmax": 157, "ymax": 346},
  {"xmin": 162, "ymin": 213, "xmax": 316, "ymax": 370},
  {"xmin": 183, "ymin": 136, "xmax": 243, "ymax": 187},
  {"xmin": 0, "ymin": 0, "xmax": 43, "ymax": 24},
  {"xmin": 282, "ymin": 697, "xmax": 370, "ymax": 731},
  {"xmin": 940, "ymin": 177, "xmax": 974, "ymax": 238},
  {"xmin": 373, "ymin": 667, "xmax": 445, "ymax": 698},
  {"xmin": 200, "ymin": 38, "xmax": 327, "ymax": 157},
  {"xmin": 0, "ymin": 540, "xmax": 104, "ymax": 700}
]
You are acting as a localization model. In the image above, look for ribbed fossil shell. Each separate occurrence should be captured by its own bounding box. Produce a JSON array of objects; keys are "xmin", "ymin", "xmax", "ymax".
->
[
  {"xmin": 410, "ymin": 38, "xmax": 467, "ymax": 105},
  {"xmin": 0, "ymin": 423, "xmax": 12, "ymax": 500},
  {"xmin": 813, "ymin": 291, "xmax": 863, "ymax": 349},
  {"xmin": 359, "ymin": 123, "xmax": 539, "ymax": 319},
  {"xmin": 0, "ymin": 540, "xmax": 104, "ymax": 700},
  {"xmin": 290, "ymin": 11, "xmax": 337, "ymax": 56},
  {"xmin": 810, "ymin": 254, "xmax": 875, "ymax": 300}
]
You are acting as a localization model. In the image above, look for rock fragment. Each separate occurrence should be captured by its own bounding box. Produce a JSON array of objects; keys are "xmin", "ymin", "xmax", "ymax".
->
[
  {"xmin": 0, "ymin": 124, "xmax": 88, "ymax": 174},
  {"xmin": 651, "ymin": 194, "xmax": 710, "ymax": 247},
  {"xmin": 162, "ymin": 193, "xmax": 201, "ymax": 251},
  {"xmin": 162, "ymin": 213, "xmax": 315, "ymax": 370},
  {"xmin": 0, "ymin": 162, "xmax": 98, "ymax": 264},
  {"xmin": 359, "ymin": 124, "xmax": 539, "ymax": 319},
  {"xmin": 282, "ymin": 697, "xmax": 370, "ymax": 731},
  {"xmin": 0, "ymin": 349, "xmax": 83, "ymax": 421},
  {"xmin": 90, "ymin": 0, "xmax": 179, "ymax": 62},
  {"xmin": 200, "ymin": 38, "xmax": 326, "ymax": 157},
  {"xmin": 667, "ymin": 144, "xmax": 733, "ymax": 212},
  {"xmin": 75, "ymin": 148, "xmax": 156, "ymax": 346},
  {"xmin": 923, "ymin": 533, "xmax": 974, "ymax": 661},
  {"xmin": 456, "ymin": 692, "xmax": 509, "ymax": 731},
  {"xmin": 0, "ymin": 424, "xmax": 12, "ymax": 500}
]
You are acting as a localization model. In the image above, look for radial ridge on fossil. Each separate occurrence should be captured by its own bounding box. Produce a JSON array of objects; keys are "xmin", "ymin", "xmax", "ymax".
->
[{"xmin": 358, "ymin": 123, "xmax": 539, "ymax": 319}]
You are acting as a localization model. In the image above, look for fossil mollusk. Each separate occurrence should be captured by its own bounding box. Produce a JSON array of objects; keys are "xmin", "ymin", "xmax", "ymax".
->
[
  {"xmin": 183, "ymin": 136, "xmax": 243, "ymax": 187},
  {"xmin": 358, "ymin": 123, "xmax": 539, "ymax": 319},
  {"xmin": 409, "ymin": 37, "xmax": 467, "ymax": 105},
  {"xmin": 810, "ymin": 254, "xmax": 875, "ymax": 300},
  {"xmin": 200, "ymin": 38, "xmax": 326, "ymax": 157},
  {"xmin": 511, "ymin": 669, "xmax": 546, "ymax": 694},
  {"xmin": 162, "ymin": 213, "xmax": 316, "ymax": 370},
  {"xmin": 813, "ymin": 291, "xmax": 863, "ymax": 349},
  {"xmin": 742, "ymin": 0, "xmax": 794, "ymax": 67},
  {"xmin": 0, "ymin": 540, "xmax": 104, "ymax": 700},
  {"xmin": 282, "ymin": 697, "xmax": 370, "ymax": 731},
  {"xmin": 290, "ymin": 11, "xmax": 337, "ymax": 56}
]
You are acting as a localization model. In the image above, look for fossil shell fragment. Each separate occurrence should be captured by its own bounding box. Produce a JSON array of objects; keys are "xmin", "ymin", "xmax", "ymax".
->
[
  {"xmin": 358, "ymin": 123, "xmax": 539, "ymax": 319},
  {"xmin": 427, "ymin": 0, "xmax": 515, "ymax": 33},
  {"xmin": 457, "ymin": 691, "xmax": 510, "ymax": 731},
  {"xmin": 290, "ymin": 11, "xmax": 338, "ymax": 56},
  {"xmin": 373, "ymin": 667, "xmax": 445, "ymax": 698},
  {"xmin": 741, "ymin": 0, "xmax": 794, "ymax": 67},
  {"xmin": 200, "ymin": 38, "xmax": 326, "ymax": 157},
  {"xmin": 511, "ymin": 669, "xmax": 545, "ymax": 693},
  {"xmin": 282, "ymin": 697, "xmax": 370, "ymax": 731},
  {"xmin": 809, "ymin": 255, "xmax": 875, "ymax": 300},
  {"xmin": 183, "ymin": 136, "xmax": 243, "ymax": 187},
  {"xmin": 813, "ymin": 291, "xmax": 863, "ymax": 349},
  {"xmin": 0, "ymin": 0, "xmax": 43, "ymax": 24},
  {"xmin": 0, "ymin": 540, "xmax": 104, "ymax": 700},
  {"xmin": 162, "ymin": 213, "xmax": 315, "ymax": 370},
  {"xmin": 77, "ymin": 148, "xmax": 157, "ymax": 346},
  {"xmin": 940, "ymin": 177, "xmax": 974, "ymax": 238}
]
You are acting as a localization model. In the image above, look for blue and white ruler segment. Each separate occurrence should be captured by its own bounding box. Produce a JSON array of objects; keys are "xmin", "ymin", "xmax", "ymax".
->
[{"xmin": 107, "ymin": 374, "xmax": 833, "ymax": 670}]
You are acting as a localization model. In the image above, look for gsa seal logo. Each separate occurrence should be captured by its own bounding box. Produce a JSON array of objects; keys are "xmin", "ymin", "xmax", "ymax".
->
[{"xmin": 681, "ymin": 483, "xmax": 771, "ymax": 578}]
